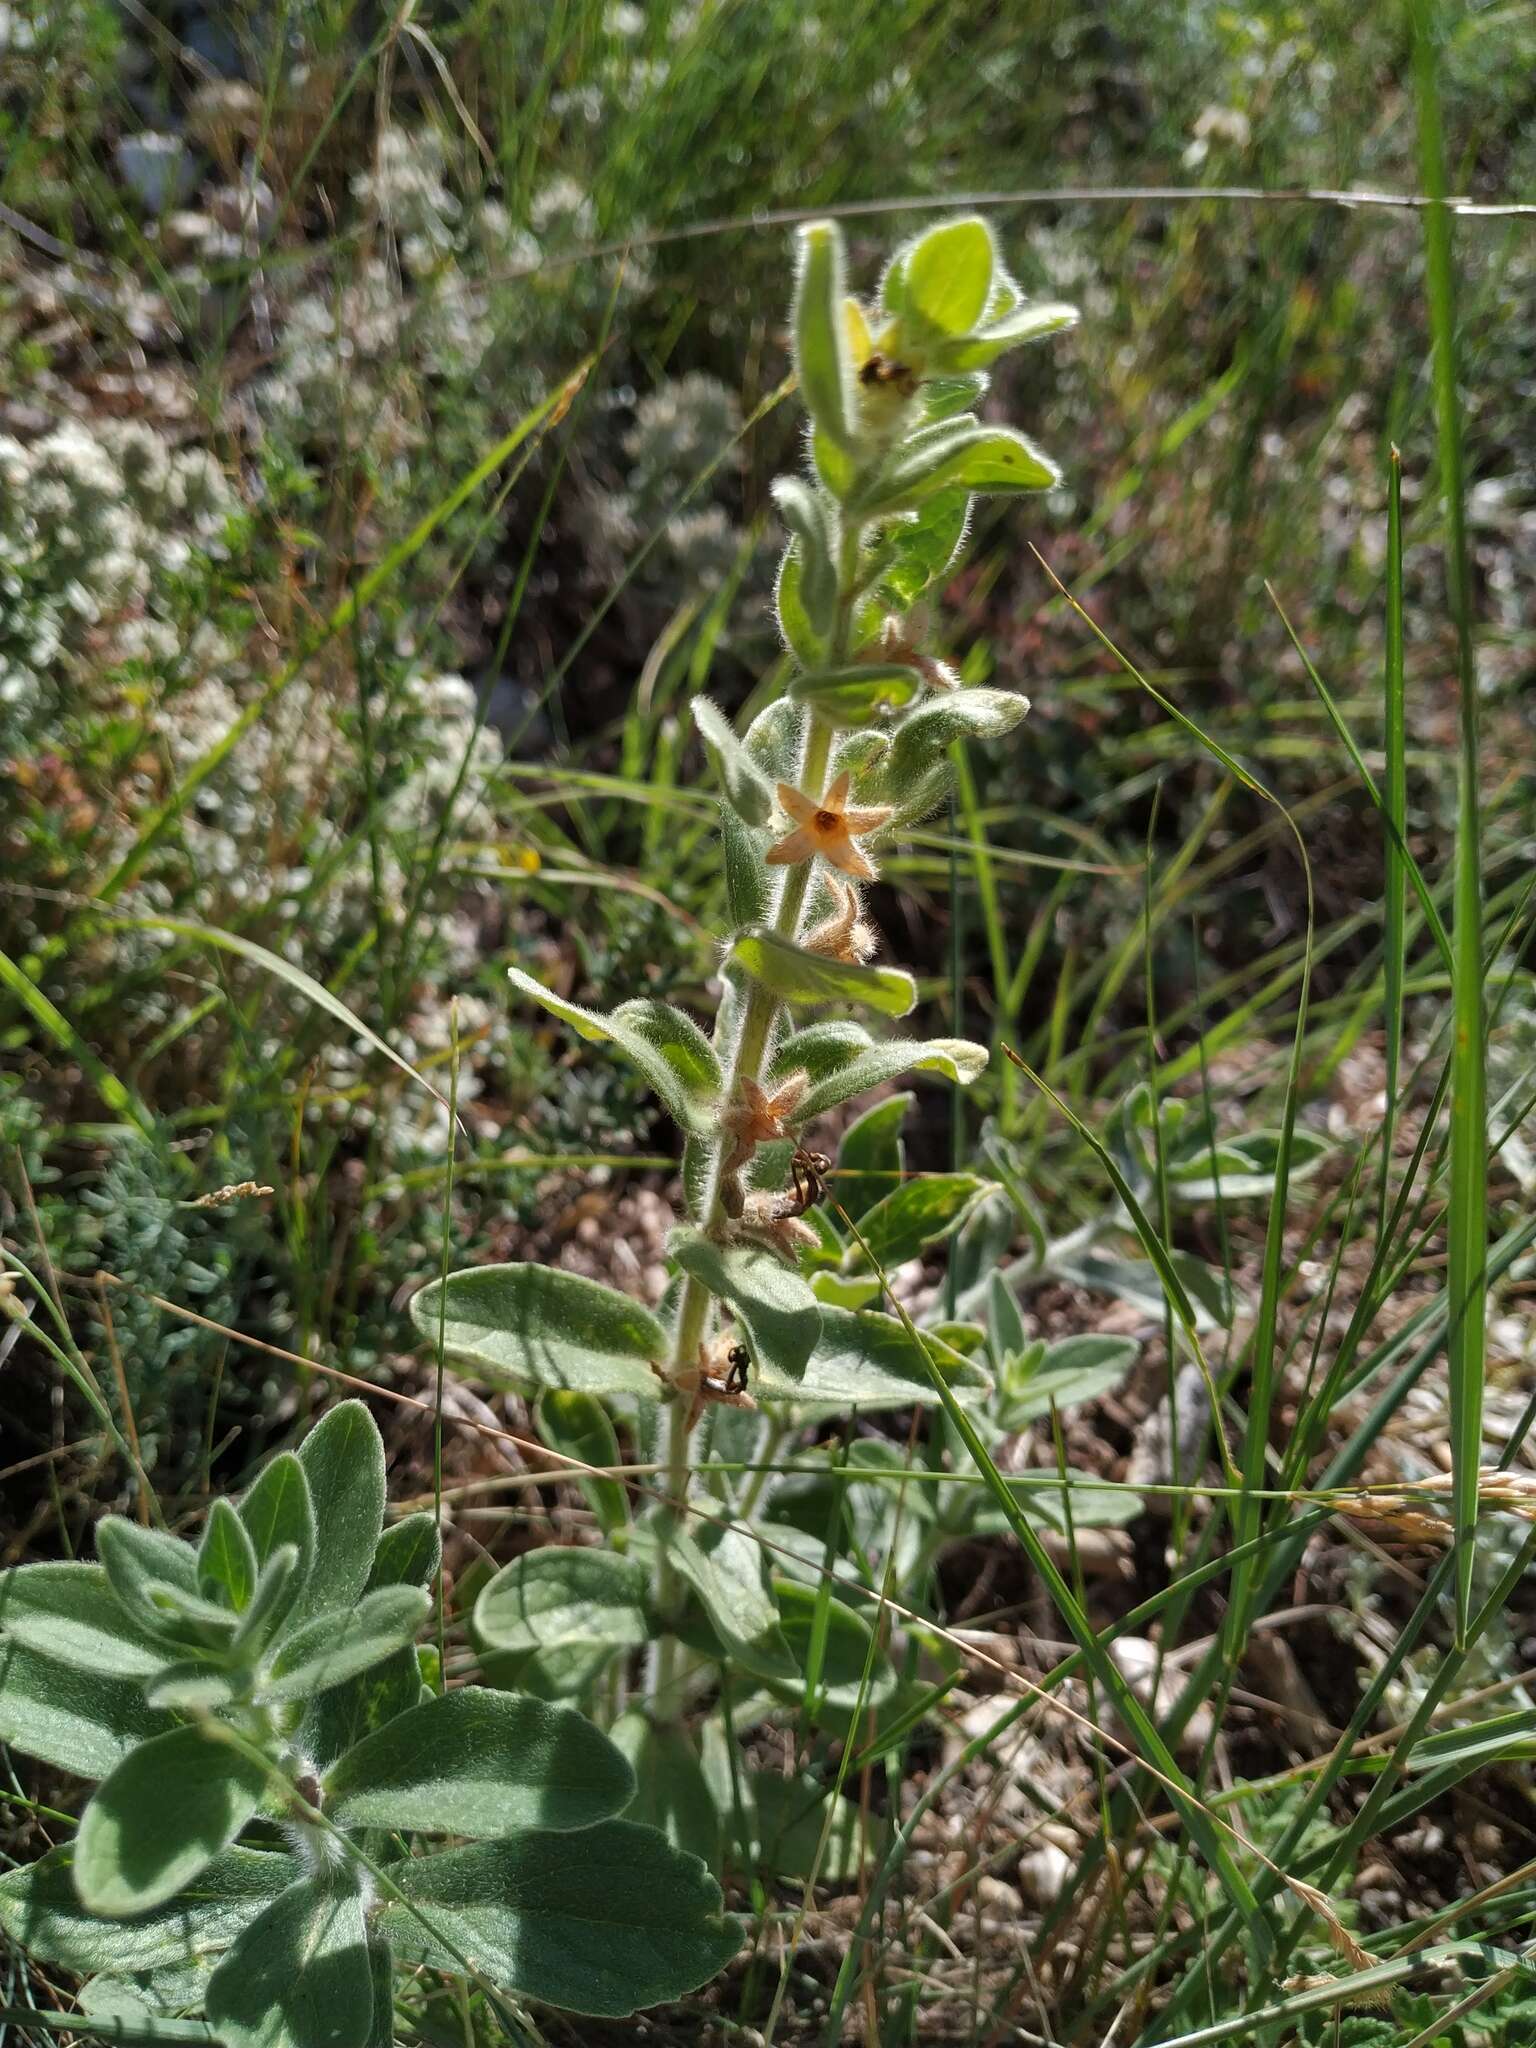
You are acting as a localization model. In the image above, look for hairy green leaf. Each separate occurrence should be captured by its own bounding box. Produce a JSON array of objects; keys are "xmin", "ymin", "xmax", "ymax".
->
[
  {"xmin": 691, "ymin": 697, "xmax": 774, "ymax": 826},
  {"xmin": 610, "ymin": 1713, "xmax": 721, "ymax": 1871},
  {"xmin": 475, "ymin": 1549, "xmax": 649, "ymax": 1662},
  {"xmin": 759, "ymin": 1307, "xmax": 990, "ymax": 1410},
  {"xmin": 0, "ymin": 1846, "xmax": 298, "ymax": 1975},
  {"xmin": 507, "ymin": 969, "xmax": 722, "ymax": 1133},
  {"xmin": 0, "ymin": 1562, "xmax": 170, "ymax": 1679},
  {"xmin": 293, "ymin": 1402, "xmax": 387, "ymax": 1628},
  {"xmin": 842, "ymin": 1174, "xmax": 985, "ymax": 1272},
  {"xmin": 535, "ymin": 1390, "xmax": 629, "ymax": 1534},
  {"xmin": 729, "ymin": 930, "xmax": 915, "ymax": 1018},
  {"xmin": 327, "ymin": 1688, "xmax": 634, "ymax": 1836},
  {"xmin": 206, "ymin": 1872, "xmax": 373, "ymax": 2048},
  {"xmin": 368, "ymin": 1514, "xmax": 442, "ymax": 1591},
  {"xmin": 668, "ymin": 1230, "xmax": 821, "ymax": 1379},
  {"xmin": 379, "ymin": 1822, "xmax": 741, "ymax": 2017},
  {"xmin": 0, "ymin": 1638, "xmax": 173, "ymax": 1779},
  {"xmin": 199, "ymin": 1501, "xmax": 259, "ymax": 1615},
  {"xmin": 902, "ymin": 216, "xmax": 995, "ymax": 337},
  {"xmin": 411, "ymin": 1264, "xmax": 668, "ymax": 1402},
  {"xmin": 788, "ymin": 664, "xmax": 926, "ymax": 728},
  {"xmin": 74, "ymin": 1726, "xmax": 269, "ymax": 1916},
  {"xmin": 794, "ymin": 222, "xmax": 855, "ymax": 452},
  {"xmin": 237, "ymin": 1455, "xmax": 316, "ymax": 1632},
  {"xmin": 264, "ymin": 1586, "xmax": 429, "ymax": 1702}
]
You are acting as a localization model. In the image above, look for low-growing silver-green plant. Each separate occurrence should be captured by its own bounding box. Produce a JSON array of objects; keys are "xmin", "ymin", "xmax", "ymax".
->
[
  {"xmin": 0, "ymin": 1400, "xmax": 739, "ymax": 2036},
  {"xmin": 414, "ymin": 217, "xmax": 1079, "ymax": 1782}
]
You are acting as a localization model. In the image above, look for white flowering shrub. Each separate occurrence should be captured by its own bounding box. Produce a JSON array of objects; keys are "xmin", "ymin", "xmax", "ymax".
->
[{"xmin": 0, "ymin": 421, "xmax": 237, "ymax": 739}]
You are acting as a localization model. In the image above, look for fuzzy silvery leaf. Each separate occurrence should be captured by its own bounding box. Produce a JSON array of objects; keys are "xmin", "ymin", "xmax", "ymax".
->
[
  {"xmin": 0, "ymin": 1562, "xmax": 171, "ymax": 1679},
  {"xmin": 809, "ymin": 1271, "xmax": 882, "ymax": 1310},
  {"xmin": 536, "ymin": 1389, "xmax": 628, "ymax": 1534},
  {"xmin": 0, "ymin": 1637, "xmax": 174, "ymax": 1779},
  {"xmin": 986, "ymin": 1269, "xmax": 1030, "ymax": 1369},
  {"xmin": 881, "ymin": 486, "xmax": 972, "ymax": 608},
  {"xmin": 743, "ymin": 696, "xmax": 805, "ymax": 785},
  {"xmin": 774, "ymin": 543, "xmax": 827, "ymax": 667},
  {"xmin": 290, "ymin": 1402, "xmax": 386, "ymax": 1628},
  {"xmin": 781, "ymin": 1033, "xmax": 988, "ymax": 1121},
  {"xmin": 994, "ymin": 1334, "xmax": 1139, "ymax": 1433},
  {"xmin": 368, "ymin": 1512, "xmax": 442, "ymax": 1590},
  {"xmin": 760, "ymin": 1306, "xmax": 989, "ymax": 1411},
  {"xmin": 95, "ymin": 1520, "xmax": 204, "ymax": 1646},
  {"xmin": 841, "ymin": 1173, "xmax": 987, "ymax": 1273},
  {"xmin": 812, "ymin": 425, "xmax": 857, "ymax": 502},
  {"xmin": 411, "ymin": 1263, "xmax": 668, "ymax": 1402},
  {"xmin": 765, "ymin": 1581, "xmax": 899, "ymax": 1718},
  {"xmin": 646, "ymin": 1507, "xmax": 795, "ymax": 1683},
  {"xmin": 1051, "ymin": 1247, "xmax": 1234, "ymax": 1333},
  {"xmin": 198, "ymin": 1499, "xmax": 259, "ymax": 1614},
  {"xmin": 610, "ymin": 1712, "xmax": 720, "ymax": 1872},
  {"xmin": 1165, "ymin": 1127, "xmax": 1330, "ymax": 1202},
  {"xmin": 856, "ymin": 421, "xmax": 1058, "ymax": 517},
  {"xmin": 0, "ymin": 1846, "xmax": 299, "ymax": 1976},
  {"xmin": 144, "ymin": 1664, "xmax": 240, "ymax": 1712},
  {"xmin": 833, "ymin": 1094, "xmax": 910, "ymax": 1222},
  {"xmin": 263, "ymin": 1585, "xmax": 429, "ymax": 1702},
  {"xmin": 949, "ymin": 1191, "xmax": 1019, "ymax": 1317},
  {"xmin": 859, "ymin": 687, "xmax": 1028, "ymax": 802},
  {"xmin": 206, "ymin": 1870, "xmax": 373, "ymax": 2048},
  {"xmin": 327, "ymin": 1686, "xmax": 635, "ymax": 1837},
  {"xmin": 507, "ymin": 968, "xmax": 722, "ymax": 1134},
  {"xmin": 74, "ymin": 1724, "xmax": 270, "ymax": 1916},
  {"xmin": 765, "ymin": 1017, "xmax": 874, "ymax": 1082},
  {"xmin": 793, "ymin": 222, "xmax": 855, "ymax": 452},
  {"xmin": 237, "ymin": 1454, "xmax": 315, "ymax": 1633},
  {"xmin": 229, "ymin": 1546, "xmax": 302, "ymax": 1663},
  {"xmin": 938, "ymin": 299, "xmax": 1079, "ymax": 372},
  {"xmin": 770, "ymin": 476, "xmax": 837, "ymax": 630},
  {"xmin": 920, "ymin": 373, "xmax": 989, "ymax": 423},
  {"xmin": 298, "ymin": 1643, "xmax": 424, "ymax": 1777},
  {"xmin": 478, "ymin": 1639, "xmax": 618, "ymax": 1704},
  {"xmin": 474, "ymin": 1549, "xmax": 650, "ymax": 1662},
  {"xmin": 691, "ymin": 696, "xmax": 774, "ymax": 826},
  {"xmin": 378, "ymin": 1821, "xmax": 742, "ymax": 2018},
  {"xmin": 788, "ymin": 663, "xmax": 926, "ymax": 728},
  {"xmin": 720, "ymin": 803, "xmax": 771, "ymax": 931},
  {"xmin": 668, "ymin": 1229, "xmax": 821, "ymax": 1379},
  {"xmin": 900, "ymin": 215, "xmax": 996, "ymax": 338},
  {"xmin": 728, "ymin": 929, "xmax": 915, "ymax": 1019}
]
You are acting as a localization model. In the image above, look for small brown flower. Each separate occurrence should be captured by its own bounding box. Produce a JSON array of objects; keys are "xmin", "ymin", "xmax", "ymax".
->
[
  {"xmin": 765, "ymin": 770, "xmax": 893, "ymax": 881},
  {"xmin": 718, "ymin": 1070, "xmax": 809, "ymax": 1184},
  {"xmin": 803, "ymin": 879, "xmax": 878, "ymax": 964}
]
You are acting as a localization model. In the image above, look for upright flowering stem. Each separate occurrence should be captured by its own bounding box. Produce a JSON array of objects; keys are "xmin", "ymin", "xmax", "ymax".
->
[{"xmin": 648, "ymin": 529, "xmax": 861, "ymax": 1718}]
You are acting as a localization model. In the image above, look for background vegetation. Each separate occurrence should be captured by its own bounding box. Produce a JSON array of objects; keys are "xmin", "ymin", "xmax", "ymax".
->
[{"xmin": 2, "ymin": 0, "xmax": 1534, "ymax": 2041}]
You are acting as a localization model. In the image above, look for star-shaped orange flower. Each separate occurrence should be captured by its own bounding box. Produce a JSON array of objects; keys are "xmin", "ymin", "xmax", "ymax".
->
[
  {"xmin": 765, "ymin": 771, "xmax": 894, "ymax": 881},
  {"xmin": 721, "ymin": 1071, "xmax": 808, "ymax": 1150}
]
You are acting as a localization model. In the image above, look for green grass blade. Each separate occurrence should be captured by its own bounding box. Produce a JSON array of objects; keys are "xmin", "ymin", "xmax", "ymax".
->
[
  {"xmin": 0, "ymin": 945, "xmax": 152, "ymax": 1134},
  {"xmin": 1382, "ymin": 444, "xmax": 1408, "ymax": 1226},
  {"xmin": 1410, "ymin": 0, "xmax": 1487, "ymax": 1644}
]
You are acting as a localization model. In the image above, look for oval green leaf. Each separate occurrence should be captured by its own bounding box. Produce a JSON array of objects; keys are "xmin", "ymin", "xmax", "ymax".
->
[
  {"xmin": 327, "ymin": 1687, "xmax": 635, "ymax": 1836},
  {"xmin": 411, "ymin": 1263, "xmax": 668, "ymax": 1402}
]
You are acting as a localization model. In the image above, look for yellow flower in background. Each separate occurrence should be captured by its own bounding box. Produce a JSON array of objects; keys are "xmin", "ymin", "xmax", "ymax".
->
[{"xmin": 765, "ymin": 771, "xmax": 893, "ymax": 881}]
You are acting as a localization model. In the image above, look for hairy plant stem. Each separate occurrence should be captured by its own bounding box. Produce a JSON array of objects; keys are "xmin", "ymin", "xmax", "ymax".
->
[{"xmin": 647, "ymin": 516, "xmax": 864, "ymax": 1720}]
